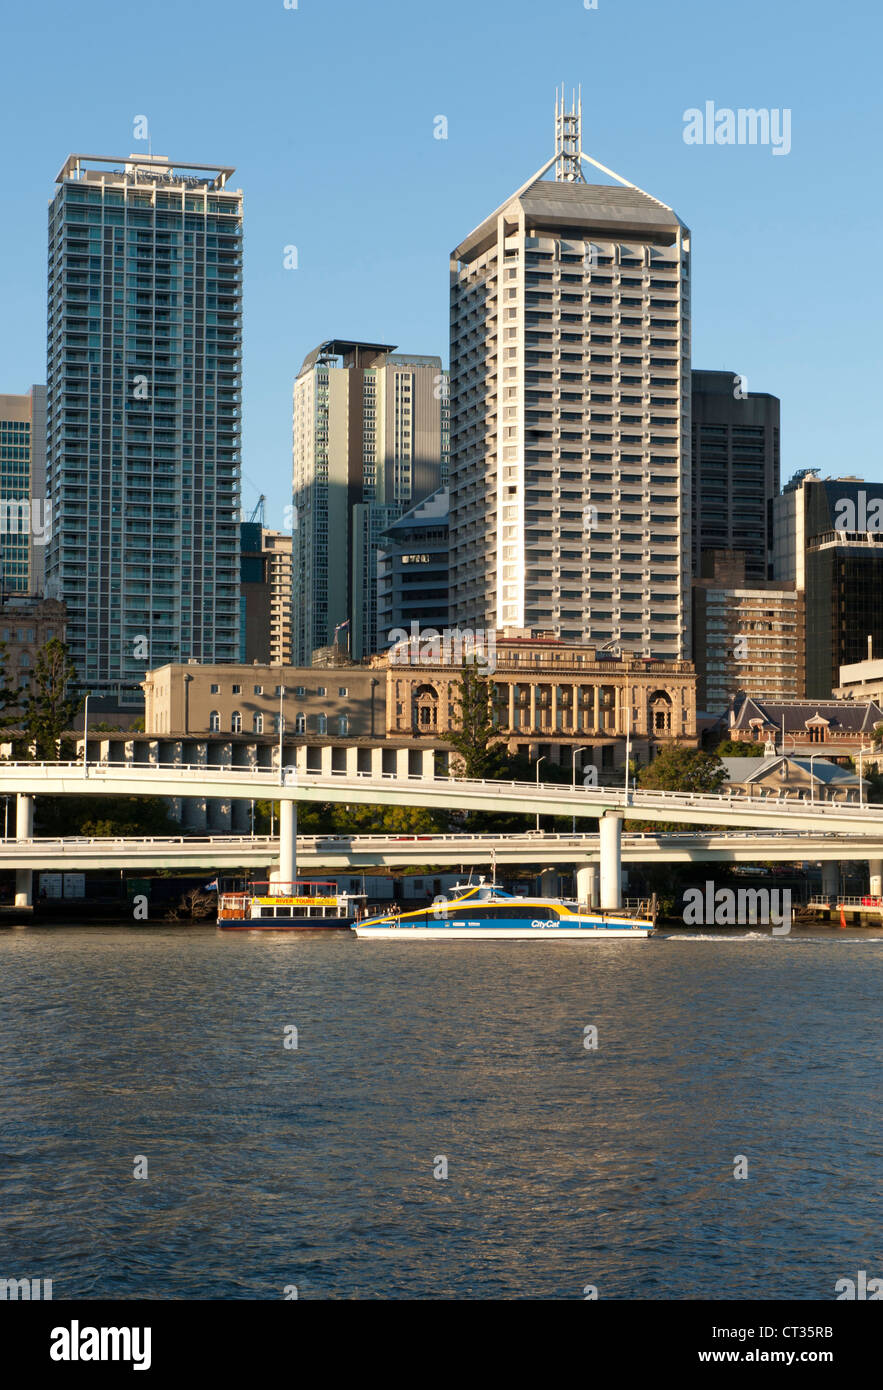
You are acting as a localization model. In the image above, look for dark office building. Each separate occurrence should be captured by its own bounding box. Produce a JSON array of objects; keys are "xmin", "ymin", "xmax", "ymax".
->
[
  {"xmin": 240, "ymin": 521, "xmax": 271, "ymax": 663},
  {"xmin": 774, "ymin": 472, "xmax": 883, "ymax": 697},
  {"xmin": 376, "ymin": 486, "xmax": 449, "ymax": 644},
  {"xmin": 691, "ymin": 370, "xmax": 780, "ymax": 582}
]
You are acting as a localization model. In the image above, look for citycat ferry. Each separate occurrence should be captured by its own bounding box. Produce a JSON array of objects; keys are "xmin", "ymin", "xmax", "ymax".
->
[
  {"xmin": 353, "ymin": 882, "xmax": 656, "ymax": 940},
  {"xmin": 217, "ymin": 880, "xmax": 364, "ymax": 931}
]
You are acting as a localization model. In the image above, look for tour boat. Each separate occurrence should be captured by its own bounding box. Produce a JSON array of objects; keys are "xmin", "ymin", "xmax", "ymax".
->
[
  {"xmin": 353, "ymin": 882, "xmax": 656, "ymax": 940},
  {"xmin": 217, "ymin": 880, "xmax": 364, "ymax": 931}
]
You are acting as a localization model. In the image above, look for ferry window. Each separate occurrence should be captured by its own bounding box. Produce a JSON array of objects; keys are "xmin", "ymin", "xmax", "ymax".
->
[
  {"xmin": 209, "ymin": 710, "xmax": 220, "ymax": 732},
  {"xmin": 231, "ymin": 711, "xmax": 242, "ymax": 733}
]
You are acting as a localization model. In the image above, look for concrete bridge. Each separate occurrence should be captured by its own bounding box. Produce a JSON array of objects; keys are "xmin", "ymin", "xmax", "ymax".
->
[{"xmin": 2, "ymin": 761, "xmax": 882, "ymax": 909}]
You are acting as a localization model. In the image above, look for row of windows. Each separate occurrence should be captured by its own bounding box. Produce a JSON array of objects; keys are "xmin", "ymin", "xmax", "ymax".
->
[
  {"xmin": 207, "ymin": 682, "xmax": 348, "ymax": 697},
  {"xmin": 208, "ymin": 710, "xmax": 349, "ymax": 736}
]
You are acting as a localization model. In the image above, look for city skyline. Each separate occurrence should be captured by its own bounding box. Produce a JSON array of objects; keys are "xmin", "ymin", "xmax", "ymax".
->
[{"xmin": 1, "ymin": 0, "xmax": 881, "ymax": 532}]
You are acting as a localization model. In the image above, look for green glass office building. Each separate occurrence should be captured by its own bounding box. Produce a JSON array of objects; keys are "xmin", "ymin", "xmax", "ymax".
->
[{"xmin": 46, "ymin": 154, "xmax": 242, "ymax": 697}]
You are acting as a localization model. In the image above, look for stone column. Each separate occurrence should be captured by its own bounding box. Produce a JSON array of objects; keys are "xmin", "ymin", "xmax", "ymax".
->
[
  {"xmin": 572, "ymin": 685, "xmax": 580, "ymax": 733},
  {"xmin": 508, "ymin": 683, "xmax": 515, "ymax": 731},
  {"xmin": 600, "ymin": 813, "xmax": 623, "ymax": 910},
  {"xmin": 15, "ymin": 793, "xmax": 34, "ymax": 909},
  {"xmin": 593, "ymin": 685, "xmax": 601, "ymax": 732},
  {"xmin": 529, "ymin": 683, "xmax": 537, "ymax": 732},
  {"xmin": 320, "ymin": 745, "xmax": 334, "ymax": 776},
  {"xmin": 551, "ymin": 684, "xmax": 558, "ymax": 733},
  {"xmin": 396, "ymin": 748, "xmax": 411, "ymax": 780},
  {"xmin": 869, "ymin": 858, "xmax": 883, "ymax": 897},
  {"xmin": 345, "ymin": 746, "xmax": 359, "ymax": 778},
  {"xmin": 420, "ymin": 749, "xmax": 436, "ymax": 779}
]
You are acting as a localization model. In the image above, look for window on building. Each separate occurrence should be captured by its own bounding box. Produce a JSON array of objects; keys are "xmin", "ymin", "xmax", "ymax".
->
[
  {"xmin": 210, "ymin": 683, "xmax": 220, "ymax": 694},
  {"xmin": 253, "ymin": 713, "xmax": 263, "ymax": 734},
  {"xmin": 231, "ymin": 711, "xmax": 242, "ymax": 733},
  {"xmin": 338, "ymin": 687, "xmax": 348, "ymax": 697},
  {"xmin": 316, "ymin": 713, "xmax": 327, "ymax": 734},
  {"xmin": 338, "ymin": 715, "xmax": 348, "ymax": 736},
  {"xmin": 232, "ymin": 684, "xmax": 241, "ymax": 695},
  {"xmin": 253, "ymin": 685, "xmax": 263, "ymax": 695},
  {"xmin": 209, "ymin": 710, "xmax": 220, "ymax": 732},
  {"xmin": 295, "ymin": 712, "xmax": 306, "ymax": 734}
]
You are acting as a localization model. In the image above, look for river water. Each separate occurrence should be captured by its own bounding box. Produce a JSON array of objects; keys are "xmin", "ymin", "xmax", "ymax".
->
[{"xmin": 1, "ymin": 924, "xmax": 880, "ymax": 1300}]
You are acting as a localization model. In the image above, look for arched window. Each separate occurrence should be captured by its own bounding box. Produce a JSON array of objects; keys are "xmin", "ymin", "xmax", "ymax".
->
[
  {"xmin": 253, "ymin": 712, "xmax": 263, "ymax": 734},
  {"xmin": 295, "ymin": 712, "xmax": 305, "ymax": 735},
  {"xmin": 316, "ymin": 713, "xmax": 327, "ymax": 735},
  {"xmin": 231, "ymin": 711, "xmax": 242, "ymax": 733},
  {"xmin": 338, "ymin": 714, "xmax": 349, "ymax": 736},
  {"xmin": 209, "ymin": 710, "xmax": 220, "ymax": 732}
]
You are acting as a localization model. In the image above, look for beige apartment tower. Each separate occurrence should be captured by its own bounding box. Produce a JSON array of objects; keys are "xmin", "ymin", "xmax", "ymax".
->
[
  {"xmin": 449, "ymin": 93, "xmax": 691, "ymax": 659},
  {"xmin": 292, "ymin": 341, "xmax": 448, "ymax": 663}
]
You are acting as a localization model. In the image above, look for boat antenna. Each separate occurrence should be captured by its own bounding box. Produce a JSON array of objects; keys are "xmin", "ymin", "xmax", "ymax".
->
[{"xmin": 491, "ymin": 847, "xmax": 497, "ymax": 889}]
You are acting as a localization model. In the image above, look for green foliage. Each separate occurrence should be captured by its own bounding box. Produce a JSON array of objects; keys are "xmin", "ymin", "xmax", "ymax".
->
[
  {"xmin": 715, "ymin": 738, "xmax": 765, "ymax": 757},
  {"xmin": 23, "ymin": 639, "xmax": 80, "ymax": 760},
  {"xmin": 638, "ymin": 745, "xmax": 726, "ymax": 794},
  {"xmin": 35, "ymin": 794, "xmax": 181, "ymax": 838},
  {"xmin": 445, "ymin": 659, "xmax": 508, "ymax": 780},
  {"xmin": 627, "ymin": 745, "xmax": 727, "ymax": 833}
]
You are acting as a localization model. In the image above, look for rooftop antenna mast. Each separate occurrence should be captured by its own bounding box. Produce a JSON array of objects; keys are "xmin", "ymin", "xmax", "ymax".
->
[{"xmin": 554, "ymin": 84, "xmax": 585, "ymax": 183}]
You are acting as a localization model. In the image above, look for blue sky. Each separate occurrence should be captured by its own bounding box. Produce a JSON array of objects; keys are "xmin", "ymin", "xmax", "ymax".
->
[{"xmin": 1, "ymin": 0, "xmax": 880, "ymax": 528}]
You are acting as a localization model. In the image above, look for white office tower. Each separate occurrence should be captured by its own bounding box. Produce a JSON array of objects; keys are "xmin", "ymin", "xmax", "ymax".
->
[{"xmin": 449, "ymin": 92, "xmax": 691, "ymax": 657}]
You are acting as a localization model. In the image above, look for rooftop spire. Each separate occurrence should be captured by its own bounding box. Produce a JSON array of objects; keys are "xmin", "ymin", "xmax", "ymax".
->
[{"xmin": 554, "ymin": 84, "xmax": 585, "ymax": 183}]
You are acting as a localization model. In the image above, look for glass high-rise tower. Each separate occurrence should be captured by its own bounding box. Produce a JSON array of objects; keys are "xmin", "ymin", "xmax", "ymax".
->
[{"xmin": 46, "ymin": 154, "xmax": 242, "ymax": 697}]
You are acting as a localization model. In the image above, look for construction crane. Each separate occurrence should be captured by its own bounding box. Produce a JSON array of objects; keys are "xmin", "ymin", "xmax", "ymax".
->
[{"xmin": 246, "ymin": 495, "xmax": 265, "ymax": 526}]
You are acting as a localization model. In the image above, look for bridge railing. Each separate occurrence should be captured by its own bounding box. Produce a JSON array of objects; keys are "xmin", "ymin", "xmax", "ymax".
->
[{"xmin": 3, "ymin": 762, "xmax": 883, "ymax": 823}]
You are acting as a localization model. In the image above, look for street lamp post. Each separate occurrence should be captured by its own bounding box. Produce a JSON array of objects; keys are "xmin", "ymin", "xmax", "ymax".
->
[
  {"xmin": 858, "ymin": 744, "xmax": 874, "ymax": 806},
  {"xmin": 535, "ymin": 755, "xmax": 546, "ymax": 834},
  {"xmin": 82, "ymin": 693, "xmax": 90, "ymax": 777},
  {"xmin": 624, "ymin": 704, "xmax": 631, "ymax": 804},
  {"xmin": 809, "ymin": 753, "xmax": 816, "ymax": 804},
  {"xmin": 571, "ymin": 745, "xmax": 588, "ymax": 834},
  {"xmin": 278, "ymin": 685, "xmax": 285, "ymax": 784}
]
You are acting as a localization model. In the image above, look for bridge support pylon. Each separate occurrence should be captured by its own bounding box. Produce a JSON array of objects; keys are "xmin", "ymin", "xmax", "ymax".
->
[
  {"xmin": 869, "ymin": 858, "xmax": 883, "ymax": 897},
  {"xmin": 821, "ymin": 860, "xmax": 839, "ymax": 900},
  {"xmin": 576, "ymin": 864, "xmax": 599, "ymax": 909},
  {"xmin": 539, "ymin": 868, "xmax": 557, "ymax": 898},
  {"xmin": 278, "ymin": 799, "xmax": 297, "ymax": 891},
  {"xmin": 15, "ymin": 793, "xmax": 34, "ymax": 910},
  {"xmin": 600, "ymin": 814, "xmax": 623, "ymax": 911}
]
